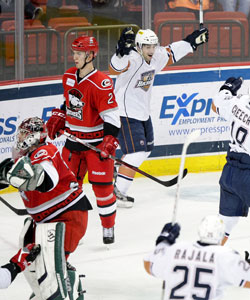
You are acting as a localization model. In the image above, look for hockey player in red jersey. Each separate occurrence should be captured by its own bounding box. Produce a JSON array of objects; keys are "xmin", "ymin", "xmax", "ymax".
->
[
  {"xmin": 46, "ymin": 36, "xmax": 120, "ymax": 244},
  {"xmin": 0, "ymin": 117, "xmax": 91, "ymax": 298}
]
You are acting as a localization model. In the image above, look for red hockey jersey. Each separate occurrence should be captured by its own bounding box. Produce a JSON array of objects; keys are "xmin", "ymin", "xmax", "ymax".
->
[
  {"xmin": 62, "ymin": 67, "xmax": 118, "ymax": 144},
  {"xmin": 21, "ymin": 143, "xmax": 90, "ymax": 223}
]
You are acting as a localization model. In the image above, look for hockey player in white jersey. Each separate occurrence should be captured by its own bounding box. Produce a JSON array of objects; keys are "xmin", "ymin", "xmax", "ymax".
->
[
  {"xmin": 109, "ymin": 27, "xmax": 209, "ymax": 207},
  {"xmin": 212, "ymin": 76, "xmax": 250, "ymax": 245},
  {"xmin": 144, "ymin": 215, "xmax": 250, "ymax": 300},
  {"xmin": 0, "ymin": 243, "xmax": 40, "ymax": 289}
]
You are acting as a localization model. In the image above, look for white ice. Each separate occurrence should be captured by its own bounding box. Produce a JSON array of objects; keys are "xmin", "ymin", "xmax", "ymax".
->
[{"xmin": 0, "ymin": 171, "xmax": 250, "ymax": 300}]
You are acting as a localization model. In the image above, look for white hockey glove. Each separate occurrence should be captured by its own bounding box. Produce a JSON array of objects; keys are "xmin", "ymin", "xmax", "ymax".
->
[
  {"xmin": 219, "ymin": 77, "xmax": 243, "ymax": 96},
  {"xmin": 6, "ymin": 156, "xmax": 45, "ymax": 191},
  {"xmin": 184, "ymin": 28, "xmax": 209, "ymax": 51}
]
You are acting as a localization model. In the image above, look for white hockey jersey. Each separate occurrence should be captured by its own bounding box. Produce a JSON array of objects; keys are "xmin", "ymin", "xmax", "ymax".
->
[
  {"xmin": 213, "ymin": 90, "xmax": 250, "ymax": 154},
  {"xmin": 0, "ymin": 267, "xmax": 11, "ymax": 289},
  {"xmin": 145, "ymin": 241, "xmax": 250, "ymax": 300},
  {"xmin": 110, "ymin": 41, "xmax": 192, "ymax": 121}
]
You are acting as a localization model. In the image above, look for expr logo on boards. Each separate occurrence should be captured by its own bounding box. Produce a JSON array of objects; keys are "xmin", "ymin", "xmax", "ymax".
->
[{"xmin": 159, "ymin": 93, "xmax": 214, "ymax": 125}]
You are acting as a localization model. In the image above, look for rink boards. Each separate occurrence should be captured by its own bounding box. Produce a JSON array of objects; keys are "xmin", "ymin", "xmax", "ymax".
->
[{"xmin": 1, "ymin": 63, "xmax": 249, "ymax": 190}]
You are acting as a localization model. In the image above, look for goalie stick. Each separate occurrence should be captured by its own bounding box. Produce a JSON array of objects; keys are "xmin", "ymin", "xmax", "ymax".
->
[
  {"xmin": 0, "ymin": 195, "xmax": 28, "ymax": 216},
  {"xmin": 161, "ymin": 130, "xmax": 201, "ymax": 300},
  {"xmin": 60, "ymin": 130, "xmax": 188, "ymax": 187}
]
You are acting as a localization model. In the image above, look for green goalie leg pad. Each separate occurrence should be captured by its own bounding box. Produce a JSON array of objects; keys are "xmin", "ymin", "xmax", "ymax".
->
[
  {"xmin": 54, "ymin": 222, "xmax": 68, "ymax": 299},
  {"xmin": 67, "ymin": 270, "xmax": 85, "ymax": 300}
]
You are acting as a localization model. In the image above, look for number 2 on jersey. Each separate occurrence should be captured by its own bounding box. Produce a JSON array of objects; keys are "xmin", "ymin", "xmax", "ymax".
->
[{"xmin": 108, "ymin": 93, "xmax": 114, "ymax": 104}]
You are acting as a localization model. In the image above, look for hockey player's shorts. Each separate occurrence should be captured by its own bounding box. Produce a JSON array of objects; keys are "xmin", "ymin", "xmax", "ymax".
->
[
  {"xmin": 118, "ymin": 116, "xmax": 154, "ymax": 154},
  {"xmin": 219, "ymin": 151, "xmax": 250, "ymax": 217}
]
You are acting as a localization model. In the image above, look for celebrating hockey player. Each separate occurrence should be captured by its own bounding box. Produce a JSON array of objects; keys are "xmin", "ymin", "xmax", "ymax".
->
[
  {"xmin": 0, "ymin": 243, "xmax": 40, "ymax": 289},
  {"xmin": 109, "ymin": 27, "xmax": 209, "ymax": 207},
  {"xmin": 212, "ymin": 76, "xmax": 250, "ymax": 245},
  {"xmin": 144, "ymin": 215, "xmax": 250, "ymax": 299},
  {"xmin": 46, "ymin": 36, "xmax": 120, "ymax": 244},
  {"xmin": 0, "ymin": 116, "xmax": 91, "ymax": 299}
]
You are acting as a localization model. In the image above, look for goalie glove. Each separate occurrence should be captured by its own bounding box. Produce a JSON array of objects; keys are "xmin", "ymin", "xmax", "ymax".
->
[
  {"xmin": 0, "ymin": 158, "xmax": 14, "ymax": 189},
  {"xmin": 219, "ymin": 77, "xmax": 243, "ymax": 96},
  {"xmin": 156, "ymin": 222, "xmax": 181, "ymax": 246},
  {"xmin": 116, "ymin": 27, "xmax": 135, "ymax": 57},
  {"xmin": 10, "ymin": 243, "xmax": 41, "ymax": 272},
  {"xmin": 184, "ymin": 28, "xmax": 209, "ymax": 51},
  {"xmin": 46, "ymin": 108, "xmax": 66, "ymax": 140},
  {"xmin": 6, "ymin": 156, "xmax": 45, "ymax": 191}
]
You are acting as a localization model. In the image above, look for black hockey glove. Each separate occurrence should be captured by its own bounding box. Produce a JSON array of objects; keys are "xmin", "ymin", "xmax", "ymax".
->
[
  {"xmin": 116, "ymin": 27, "xmax": 135, "ymax": 57},
  {"xmin": 219, "ymin": 77, "xmax": 243, "ymax": 96},
  {"xmin": 0, "ymin": 158, "xmax": 14, "ymax": 182},
  {"xmin": 184, "ymin": 28, "xmax": 209, "ymax": 51},
  {"xmin": 156, "ymin": 222, "xmax": 181, "ymax": 246}
]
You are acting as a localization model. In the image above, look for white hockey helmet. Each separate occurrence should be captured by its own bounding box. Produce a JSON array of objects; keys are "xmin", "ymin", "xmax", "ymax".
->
[
  {"xmin": 198, "ymin": 215, "xmax": 225, "ymax": 245},
  {"xmin": 135, "ymin": 29, "xmax": 159, "ymax": 49},
  {"xmin": 15, "ymin": 117, "xmax": 47, "ymax": 152}
]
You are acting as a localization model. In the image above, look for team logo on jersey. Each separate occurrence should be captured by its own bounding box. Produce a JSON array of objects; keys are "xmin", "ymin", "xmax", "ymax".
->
[
  {"xmin": 66, "ymin": 88, "xmax": 84, "ymax": 120},
  {"xmin": 135, "ymin": 70, "xmax": 155, "ymax": 91},
  {"xmin": 34, "ymin": 149, "xmax": 48, "ymax": 159},
  {"xmin": 101, "ymin": 79, "xmax": 112, "ymax": 88}
]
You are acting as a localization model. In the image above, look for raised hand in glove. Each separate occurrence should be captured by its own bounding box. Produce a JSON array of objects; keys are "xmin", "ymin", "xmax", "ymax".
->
[
  {"xmin": 116, "ymin": 27, "xmax": 135, "ymax": 57},
  {"xmin": 98, "ymin": 135, "xmax": 119, "ymax": 160},
  {"xmin": 184, "ymin": 28, "xmax": 209, "ymax": 51},
  {"xmin": 10, "ymin": 243, "xmax": 41, "ymax": 272},
  {"xmin": 46, "ymin": 108, "xmax": 66, "ymax": 140},
  {"xmin": 156, "ymin": 222, "xmax": 181, "ymax": 246},
  {"xmin": 219, "ymin": 77, "xmax": 243, "ymax": 96}
]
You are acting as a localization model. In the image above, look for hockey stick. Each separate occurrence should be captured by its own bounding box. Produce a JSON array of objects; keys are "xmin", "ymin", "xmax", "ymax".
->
[
  {"xmin": 172, "ymin": 130, "xmax": 201, "ymax": 223},
  {"xmin": 161, "ymin": 130, "xmax": 200, "ymax": 300},
  {"xmin": 60, "ymin": 130, "xmax": 188, "ymax": 187},
  {"xmin": 0, "ymin": 195, "xmax": 28, "ymax": 216},
  {"xmin": 199, "ymin": 0, "xmax": 204, "ymax": 29}
]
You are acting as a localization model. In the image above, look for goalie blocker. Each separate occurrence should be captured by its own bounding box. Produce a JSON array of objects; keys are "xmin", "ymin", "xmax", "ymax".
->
[{"xmin": 20, "ymin": 218, "xmax": 84, "ymax": 300}]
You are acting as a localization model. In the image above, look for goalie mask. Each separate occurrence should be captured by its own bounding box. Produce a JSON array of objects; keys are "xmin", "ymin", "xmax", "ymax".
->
[
  {"xmin": 198, "ymin": 215, "xmax": 225, "ymax": 245},
  {"xmin": 15, "ymin": 117, "xmax": 47, "ymax": 154}
]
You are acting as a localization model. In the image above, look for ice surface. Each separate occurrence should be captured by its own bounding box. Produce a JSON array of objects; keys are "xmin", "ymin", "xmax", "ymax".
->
[{"xmin": 0, "ymin": 172, "xmax": 250, "ymax": 299}]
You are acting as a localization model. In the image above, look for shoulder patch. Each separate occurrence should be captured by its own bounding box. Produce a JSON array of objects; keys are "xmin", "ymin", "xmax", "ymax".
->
[
  {"xmin": 101, "ymin": 79, "xmax": 112, "ymax": 88},
  {"xmin": 34, "ymin": 149, "xmax": 48, "ymax": 159},
  {"xmin": 66, "ymin": 78, "xmax": 75, "ymax": 87}
]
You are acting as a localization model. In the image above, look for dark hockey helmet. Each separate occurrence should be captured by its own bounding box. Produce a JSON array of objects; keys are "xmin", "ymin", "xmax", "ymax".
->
[
  {"xmin": 71, "ymin": 36, "xmax": 99, "ymax": 57},
  {"xmin": 15, "ymin": 117, "xmax": 47, "ymax": 151}
]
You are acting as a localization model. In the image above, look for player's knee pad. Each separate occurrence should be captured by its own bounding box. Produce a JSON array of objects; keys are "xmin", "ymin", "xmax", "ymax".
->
[
  {"xmin": 92, "ymin": 183, "xmax": 113, "ymax": 197},
  {"xmin": 122, "ymin": 151, "xmax": 151, "ymax": 168},
  {"xmin": 19, "ymin": 217, "xmax": 35, "ymax": 248},
  {"xmin": 67, "ymin": 269, "xmax": 85, "ymax": 300}
]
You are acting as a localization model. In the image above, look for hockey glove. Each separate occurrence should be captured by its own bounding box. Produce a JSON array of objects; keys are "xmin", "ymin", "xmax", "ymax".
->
[
  {"xmin": 46, "ymin": 108, "xmax": 66, "ymax": 140},
  {"xmin": 98, "ymin": 135, "xmax": 119, "ymax": 160},
  {"xmin": 6, "ymin": 156, "xmax": 45, "ymax": 191},
  {"xmin": 184, "ymin": 28, "xmax": 209, "ymax": 51},
  {"xmin": 156, "ymin": 222, "xmax": 181, "ymax": 246},
  {"xmin": 0, "ymin": 158, "xmax": 14, "ymax": 182},
  {"xmin": 10, "ymin": 243, "xmax": 41, "ymax": 272},
  {"xmin": 116, "ymin": 27, "xmax": 135, "ymax": 57},
  {"xmin": 219, "ymin": 77, "xmax": 243, "ymax": 96}
]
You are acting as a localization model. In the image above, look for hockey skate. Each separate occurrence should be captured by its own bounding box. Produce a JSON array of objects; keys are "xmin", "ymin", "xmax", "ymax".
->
[
  {"xmin": 103, "ymin": 227, "xmax": 114, "ymax": 244},
  {"xmin": 114, "ymin": 185, "xmax": 134, "ymax": 208}
]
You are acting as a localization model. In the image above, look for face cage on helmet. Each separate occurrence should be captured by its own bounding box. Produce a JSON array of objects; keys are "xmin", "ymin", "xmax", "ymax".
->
[{"xmin": 16, "ymin": 129, "xmax": 42, "ymax": 151}]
